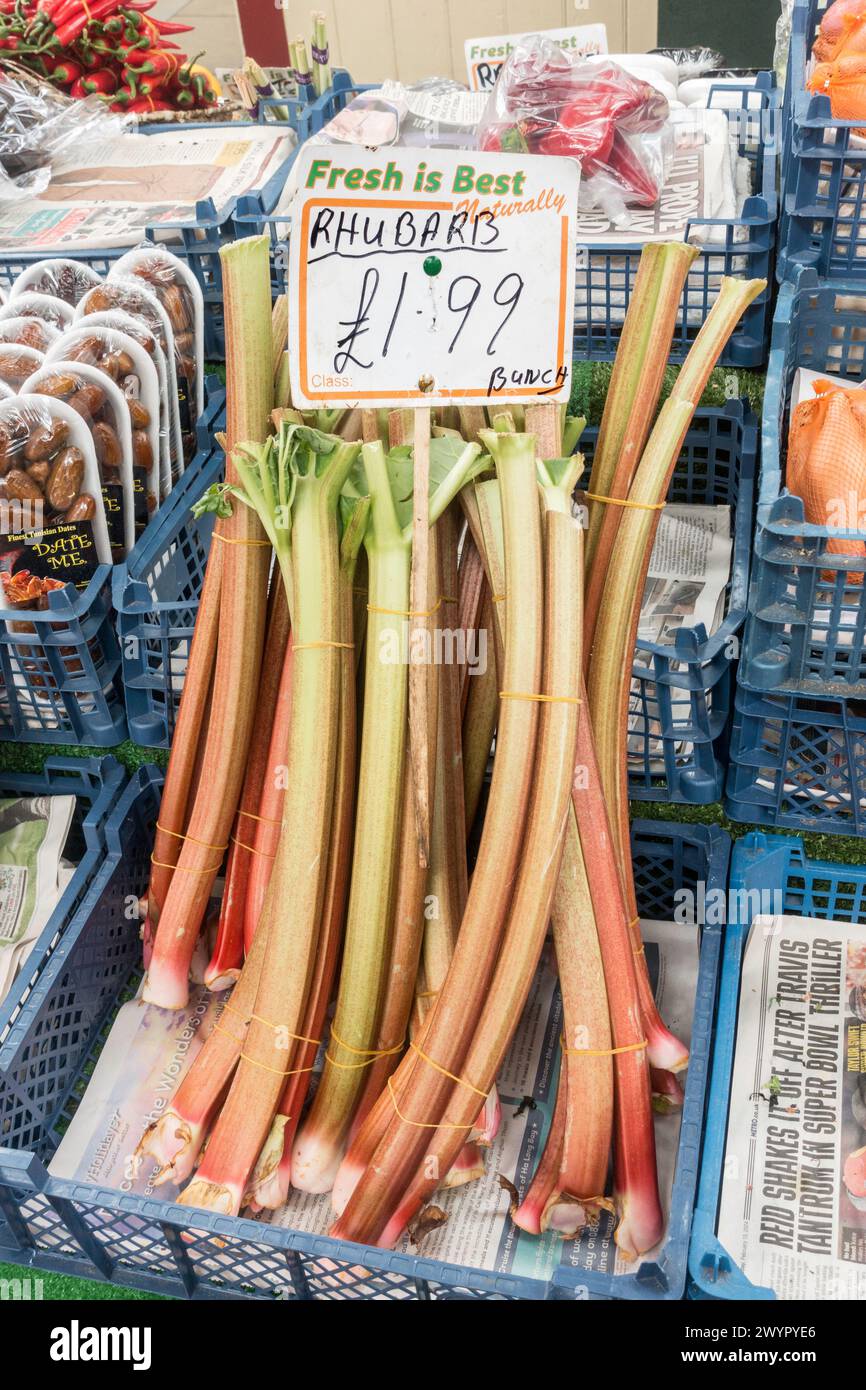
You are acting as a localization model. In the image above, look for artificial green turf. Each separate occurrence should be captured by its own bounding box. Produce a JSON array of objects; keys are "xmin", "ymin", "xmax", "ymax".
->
[{"xmin": 0, "ymin": 1264, "xmax": 166, "ymax": 1300}]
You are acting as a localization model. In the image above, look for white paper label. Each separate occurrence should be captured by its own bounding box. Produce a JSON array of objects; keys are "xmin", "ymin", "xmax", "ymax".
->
[{"xmin": 288, "ymin": 147, "xmax": 579, "ymax": 410}]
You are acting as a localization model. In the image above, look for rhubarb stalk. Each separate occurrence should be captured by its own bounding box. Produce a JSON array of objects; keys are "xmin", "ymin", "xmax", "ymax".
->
[
  {"xmin": 177, "ymin": 424, "xmax": 360, "ymax": 1215},
  {"xmin": 292, "ymin": 434, "xmax": 484, "ymax": 1193},
  {"xmin": 143, "ymin": 237, "xmax": 274, "ymax": 1010},
  {"xmin": 329, "ymin": 430, "xmax": 544, "ymax": 1238},
  {"xmin": 336, "ymin": 503, "xmax": 582, "ymax": 1248}
]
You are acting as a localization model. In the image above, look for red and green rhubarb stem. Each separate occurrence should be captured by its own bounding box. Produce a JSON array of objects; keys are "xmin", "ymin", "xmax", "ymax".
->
[
  {"xmin": 143, "ymin": 237, "xmax": 274, "ymax": 1010},
  {"xmin": 512, "ymin": 1057, "xmax": 567, "ymax": 1235},
  {"xmin": 572, "ymin": 702, "xmax": 665, "ymax": 1258},
  {"xmin": 344, "ymin": 506, "xmax": 582, "ymax": 1249},
  {"xmin": 144, "ymin": 509, "xmax": 222, "ymax": 959},
  {"xmin": 292, "ymin": 444, "xmax": 413, "ymax": 1195},
  {"xmin": 330, "ymin": 432, "xmax": 544, "ymax": 1239},
  {"xmin": 245, "ymin": 538, "xmax": 361, "ymax": 1210},
  {"xmin": 588, "ymin": 277, "xmax": 766, "ymax": 1071},
  {"xmin": 242, "ymin": 638, "xmax": 294, "ymax": 955},
  {"xmin": 177, "ymin": 436, "xmax": 359, "ymax": 1215},
  {"xmin": 583, "ymin": 243, "xmax": 699, "ymax": 661},
  {"xmin": 205, "ymin": 583, "xmax": 290, "ymax": 990}
]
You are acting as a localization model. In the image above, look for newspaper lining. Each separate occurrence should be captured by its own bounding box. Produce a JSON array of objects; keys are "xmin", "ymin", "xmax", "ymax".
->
[
  {"xmin": 718, "ymin": 913, "xmax": 866, "ymax": 1299},
  {"xmin": 629, "ymin": 504, "xmax": 732, "ymax": 771},
  {"xmin": 50, "ymin": 921, "xmax": 699, "ymax": 1290},
  {"xmin": 0, "ymin": 129, "xmax": 293, "ymax": 253}
]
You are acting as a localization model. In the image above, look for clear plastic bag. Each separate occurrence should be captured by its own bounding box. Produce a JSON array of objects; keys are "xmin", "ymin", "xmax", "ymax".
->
[
  {"xmin": 310, "ymin": 77, "xmax": 484, "ymax": 151},
  {"xmin": 112, "ymin": 246, "xmax": 204, "ymax": 422},
  {"xmin": 478, "ymin": 39, "xmax": 672, "ymax": 212},
  {"xmin": 0, "ymin": 64, "xmax": 125, "ymax": 203},
  {"xmin": 651, "ymin": 47, "xmax": 727, "ymax": 81}
]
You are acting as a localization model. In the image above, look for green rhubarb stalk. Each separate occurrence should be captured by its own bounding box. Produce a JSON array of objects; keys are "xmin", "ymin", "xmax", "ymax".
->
[{"xmin": 292, "ymin": 434, "xmax": 484, "ymax": 1194}]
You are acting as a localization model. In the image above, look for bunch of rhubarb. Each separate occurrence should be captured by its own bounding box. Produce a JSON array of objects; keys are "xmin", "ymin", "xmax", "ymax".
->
[{"xmin": 136, "ymin": 236, "xmax": 763, "ymax": 1266}]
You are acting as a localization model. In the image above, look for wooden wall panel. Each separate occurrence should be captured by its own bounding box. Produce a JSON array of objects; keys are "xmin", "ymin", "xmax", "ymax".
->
[{"xmin": 316, "ymin": 0, "xmax": 657, "ymax": 84}]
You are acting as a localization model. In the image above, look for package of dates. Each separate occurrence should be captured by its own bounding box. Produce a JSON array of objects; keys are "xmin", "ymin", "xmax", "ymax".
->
[
  {"xmin": 0, "ymin": 292, "xmax": 73, "ymax": 332},
  {"xmin": 23, "ymin": 362, "xmax": 136, "ymax": 558},
  {"xmin": 112, "ymin": 246, "xmax": 204, "ymax": 421},
  {"xmin": 0, "ymin": 394, "xmax": 111, "ymax": 589},
  {"xmin": 47, "ymin": 326, "xmax": 161, "ymax": 527},
  {"xmin": 10, "ymin": 258, "xmax": 103, "ymax": 307},
  {"xmin": 78, "ymin": 309, "xmax": 174, "ymax": 500},
  {"xmin": 0, "ymin": 317, "xmax": 59, "ymax": 353},
  {"xmin": 0, "ymin": 344, "xmax": 44, "ymax": 391},
  {"xmin": 76, "ymin": 280, "xmax": 185, "ymax": 478}
]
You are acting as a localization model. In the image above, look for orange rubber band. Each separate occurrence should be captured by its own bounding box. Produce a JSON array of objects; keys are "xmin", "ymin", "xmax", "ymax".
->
[
  {"xmin": 155, "ymin": 823, "xmax": 227, "ymax": 854},
  {"xmin": 213, "ymin": 532, "xmax": 272, "ymax": 547},
  {"xmin": 500, "ymin": 690, "xmax": 582, "ymax": 706},
  {"xmin": 561, "ymin": 1037, "xmax": 648, "ymax": 1058},
  {"xmin": 231, "ymin": 833, "xmax": 276, "ymax": 859},
  {"xmin": 387, "ymin": 1076, "xmax": 474, "ymax": 1131},
  {"xmin": 237, "ymin": 808, "xmax": 281, "ymax": 827},
  {"xmin": 150, "ymin": 855, "xmax": 223, "ymax": 875},
  {"xmin": 584, "ymin": 493, "xmax": 665, "ymax": 512},
  {"xmin": 408, "ymin": 1040, "xmax": 487, "ymax": 1099},
  {"xmin": 292, "ymin": 640, "xmax": 355, "ymax": 651}
]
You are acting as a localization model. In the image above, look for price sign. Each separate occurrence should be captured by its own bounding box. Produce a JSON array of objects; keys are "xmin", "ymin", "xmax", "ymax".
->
[
  {"xmin": 288, "ymin": 147, "xmax": 579, "ymax": 410},
  {"xmin": 464, "ymin": 24, "xmax": 608, "ymax": 92}
]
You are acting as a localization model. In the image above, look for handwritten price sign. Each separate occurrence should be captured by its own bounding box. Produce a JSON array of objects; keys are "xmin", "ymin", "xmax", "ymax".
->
[{"xmin": 288, "ymin": 147, "xmax": 578, "ymax": 410}]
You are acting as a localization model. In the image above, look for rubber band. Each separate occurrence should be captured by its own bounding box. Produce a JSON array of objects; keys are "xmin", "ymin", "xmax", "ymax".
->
[
  {"xmin": 387, "ymin": 1076, "xmax": 475, "ymax": 1131},
  {"xmin": 415, "ymin": 988, "xmax": 439, "ymax": 1000},
  {"xmin": 292, "ymin": 640, "xmax": 355, "ymax": 651},
  {"xmin": 213, "ymin": 532, "xmax": 272, "ymax": 547},
  {"xmin": 367, "ymin": 595, "xmax": 452, "ymax": 619},
  {"xmin": 561, "ymin": 1037, "xmax": 648, "ymax": 1058},
  {"xmin": 492, "ymin": 594, "xmax": 507, "ymax": 603},
  {"xmin": 499, "ymin": 691, "xmax": 582, "ymax": 706},
  {"xmin": 633, "ymin": 944, "xmax": 646, "ymax": 958},
  {"xmin": 150, "ymin": 855, "xmax": 223, "ymax": 875},
  {"xmin": 584, "ymin": 492, "xmax": 665, "ymax": 512},
  {"xmin": 223, "ymin": 999, "xmax": 321, "ymax": 1050},
  {"xmin": 408, "ymin": 1040, "xmax": 487, "ymax": 1099},
  {"xmin": 324, "ymin": 1025, "xmax": 403, "ymax": 1071},
  {"xmin": 81, "ymin": 0, "xmax": 92, "ymax": 18},
  {"xmin": 628, "ymin": 916, "xmax": 645, "ymax": 955},
  {"xmin": 211, "ymin": 1022, "xmax": 246, "ymax": 1047},
  {"xmin": 237, "ymin": 808, "xmax": 281, "ymax": 827},
  {"xmin": 239, "ymin": 1051, "xmax": 293, "ymax": 1078},
  {"xmin": 231, "ymin": 833, "xmax": 275, "ymax": 859},
  {"xmin": 155, "ymin": 823, "xmax": 227, "ymax": 854}
]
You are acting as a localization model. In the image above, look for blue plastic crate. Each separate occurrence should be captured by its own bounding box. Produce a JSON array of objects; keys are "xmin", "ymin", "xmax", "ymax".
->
[
  {"xmin": 0, "ymin": 124, "xmax": 297, "ymax": 361},
  {"xmin": 740, "ymin": 270, "xmax": 866, "ymax": 697},
  {"xmin": 112, "ymin": 388, "xmax": 226, "ymax": 748},
  {"xmin": 779, "ymin": 0, "xmax": 866, "ymax": 281},
  {"xmin": 0, "ymin": 806, "xmax": 728, "ymax": 1302},
  {"xmin": 689, "ymin": 829, "xmax": 866, "ymax": 1299},
  {"xmin": 725, "ymin": 683, "xmax": 866, "ymax": 835},
  {"xmin": 583, "ymin": 401, "xmax": 758, "ymax": 804},
  {"xmin": 0, "ymin": 755, "xmax": 125, "ymax": 1048},
  {"xmin": 237, "ymin": 79, "xmax": 778, "ymax": 369}
]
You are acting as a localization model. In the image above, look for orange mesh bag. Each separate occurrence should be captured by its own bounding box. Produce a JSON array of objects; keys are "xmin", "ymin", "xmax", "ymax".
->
[
  {"xmin": 813, "ymin": 2, "xmax": 866, "ymax": 62},
  {"xmin": 809, "ymin": 55, "xmax": 866, "ymax": 131},
  {"xmin": 787, "ymin": 379, "xmax": 866, "ymax": 579}
]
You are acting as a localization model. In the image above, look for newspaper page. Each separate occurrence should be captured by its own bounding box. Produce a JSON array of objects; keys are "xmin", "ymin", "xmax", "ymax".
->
[
  {"xmin": 50, "ymin": 921, "xmax": 699, "ymax": 1292},
  {"xmin": 628, "ymin": 504, "xmax": 732, "ymax": 772},
  {"xmin": 718, "ymin": 914, "xmax": 866, "ymax": 1299},
  {"xmin": 0, "ymin": 129, "xmax": 293, "ymax": 253}
]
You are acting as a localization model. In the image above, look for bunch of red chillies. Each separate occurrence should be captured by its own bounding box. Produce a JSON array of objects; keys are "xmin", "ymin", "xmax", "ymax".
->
[{"xmin": 0, "ymin": 0, "xmax": 218, "ymax": 112}]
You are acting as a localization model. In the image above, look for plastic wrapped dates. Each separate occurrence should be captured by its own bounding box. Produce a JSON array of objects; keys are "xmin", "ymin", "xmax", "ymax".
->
[
  {"xmin": 0, "ymin": 317, "xmax": 60, "ymax": 353},
  {"xmin": 46, "ymin": 325, "xmax": 161, "ymax": 524},
  {"xmin": 23, "ymin": 360, "xmax": 138, "ymax": 557},
  {"xmin": 0, "ymin": 394, "xmax": 111, "ymax": 589},
  {"xmin": 0, "ymin": 344, "xmax": 44, "ymax": 389},
  {"xmin": 0, "ymin": 292, "xmax": 74, "ymax": 332},
  {"xmin": 10, "ymin": 259, "xmax": 103, "ymax": 308}
]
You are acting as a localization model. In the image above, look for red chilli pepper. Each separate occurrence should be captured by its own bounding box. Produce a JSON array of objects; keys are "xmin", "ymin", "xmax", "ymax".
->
[
  {"xmin": 79, "ymin": 65, "xmax": 116, "ymax": 94},
  {"xmin": 50, "ymin": 57, "xmax": 83, "ymax": 83}
]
